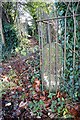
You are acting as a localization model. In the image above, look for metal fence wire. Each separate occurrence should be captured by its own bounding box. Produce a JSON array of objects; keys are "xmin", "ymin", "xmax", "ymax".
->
[{"xmin": 37, "ymin": 2, "xmax": 80, "ymax": 92}]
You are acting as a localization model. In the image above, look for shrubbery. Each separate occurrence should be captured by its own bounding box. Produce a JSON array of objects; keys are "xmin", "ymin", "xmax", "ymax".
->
[{"xmin": 2, "ymin": 22, "xmax": 19, "ymax": 60}]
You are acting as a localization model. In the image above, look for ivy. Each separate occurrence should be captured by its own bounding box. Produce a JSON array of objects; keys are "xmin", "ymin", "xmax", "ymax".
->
[
  {"xmin": 2, "ymin": 22, "xmax": 19, "ymax": 60},
  {"xmin": 55, "ymin": 2, "xmax": 80, "ymax": 101}
]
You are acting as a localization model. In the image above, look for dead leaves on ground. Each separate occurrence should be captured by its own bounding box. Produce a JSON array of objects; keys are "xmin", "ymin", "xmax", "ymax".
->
[
  {"xmin": 66, "ymin": 102, "xmax": 80, "ymax": 118},
  {"xmin": 1, "ymin": 55, "xmax": 80, "ymax": 119}
]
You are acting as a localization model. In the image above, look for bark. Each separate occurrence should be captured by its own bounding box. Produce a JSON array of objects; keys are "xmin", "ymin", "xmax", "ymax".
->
[{"xmin": 0, "ymin": 3, "xmax": 5, "ymax": 45}]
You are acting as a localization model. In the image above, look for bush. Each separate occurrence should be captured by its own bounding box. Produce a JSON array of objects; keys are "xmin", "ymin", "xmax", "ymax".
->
[{"xmin": 2, "ymin": 22, "xmax": 19, "ymax": 60}]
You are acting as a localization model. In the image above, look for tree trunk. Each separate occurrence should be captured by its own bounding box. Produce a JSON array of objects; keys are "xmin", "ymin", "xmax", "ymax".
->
[{"xmin": 0, "ymin": 3, "xmax": 5, "ymax": 45}]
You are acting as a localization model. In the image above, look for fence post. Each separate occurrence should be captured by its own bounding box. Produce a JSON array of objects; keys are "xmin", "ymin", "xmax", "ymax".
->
[
  {"xmin": 73, "ymin": 10, "xmax": 76, "ymax": 93},
  {"xmin": 55, "ymin": 18, "xmax": 58, "ymax": 90},
  {"xmin": 48, "ymin": 21, "xmax": 52, "ymax": 92},
  {"xmin": 40, "ymin": 22, "xmax": 44, "ymax": 91},
  {"xmin": 73, "ymin": 11, "xmax": 76, "ymax": 70},
  {"xmin": 64, "ymin": 17, "xmax": 66, "ymax": 70}
]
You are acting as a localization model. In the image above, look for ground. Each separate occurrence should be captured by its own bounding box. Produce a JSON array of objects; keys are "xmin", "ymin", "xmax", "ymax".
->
[{"xmin": 0, "ymin": 37, "xmax": 80, "ymax": 120}]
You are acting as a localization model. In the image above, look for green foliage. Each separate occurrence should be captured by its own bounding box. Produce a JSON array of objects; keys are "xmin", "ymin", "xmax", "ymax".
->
[
  {"xmin": 15, "ymin": 37, "xmax": 29, "ymax": 56},
  {"xmin": 48, "ymin": 92, "xmax": 56, "ymax": 99},
  {"xmin": 2, "ymin": 2, "xmax": 18, "ymax": 24},
  {"xmin": 24, "ymin": 2, "xmax": 50, "ymax": 19},
  {"xmin": 24, "ymin": 46, "xmax": 41, "ymax": 83},
  {"xmin": 29, "ymin": 100, "xmax": 44, "ymax": 117},
  {"xmin": 50, "ymin": 97, "xmax": 72, "ymax": 118},
  {"xmin": 24, "ymin": 2, "xmax": 52, "ymax": 36},
  {"xmin": 2, "ymin": 22, "xmax": 19, "ymax": 60},
  {"xmin": 54, "ymin": 2, "xmax": 80, "ymax": 101},
  {"xmin": 0, "ymin": 80, "xmax": 16, "ymax": 98},
  {"xmin": 8, "ymin": 69, "xmax": 17, "ymax": 81},
  {"xmin": 63, "ymin": 108, "xmax": 72, "ymax": 118}
]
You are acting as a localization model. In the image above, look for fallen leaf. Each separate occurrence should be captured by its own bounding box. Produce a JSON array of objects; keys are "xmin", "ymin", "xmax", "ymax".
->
[
  {"xmin": 40, "ymin": 96, "xmax": 46, "ymax": 101},
  {"xmin": 34, "ymin": 78, "xmax": 40, "ymax": 86},
  {"xmin": 66, "ymin": 103, "xmax": 80, "ymax": 117},
  {"xmin": 17, "ymin": 86, "xmax": 23, "ymax": 92}
]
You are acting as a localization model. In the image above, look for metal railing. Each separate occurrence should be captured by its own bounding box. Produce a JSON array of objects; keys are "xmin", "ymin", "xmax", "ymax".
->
[{"xmin": 37, "ymin": 2, "xmax": 80, "ymax": 92}]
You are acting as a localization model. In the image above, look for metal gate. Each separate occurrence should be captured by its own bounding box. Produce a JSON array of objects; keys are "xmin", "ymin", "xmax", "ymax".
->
[{"xmin": 37, "ymin": 2, "xmax": 80, "ymax": 92}]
